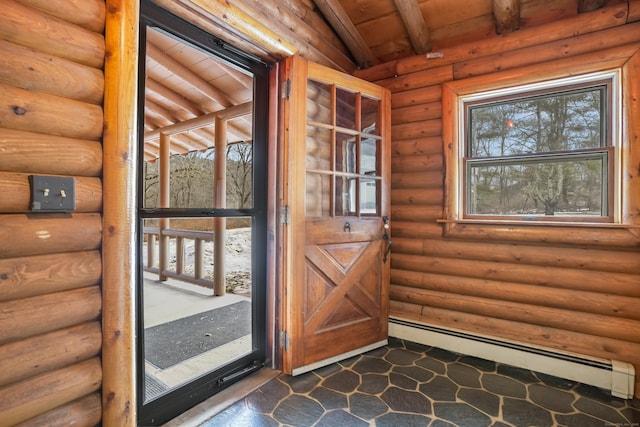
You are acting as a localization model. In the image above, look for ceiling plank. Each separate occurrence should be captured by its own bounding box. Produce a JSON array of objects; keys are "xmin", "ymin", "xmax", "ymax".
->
[
  {"xmin": 578, "ymin": 0, "xmax": 605, "ymax": 13},
  {"xmin": 312, "ymin": 0, "xmax": 378, "ymax": 68},
  {"xmin": 493, "ymin": 0, "xmax": 520, "ymax": 35},
  {"xmin": 146, "ymin": 77, "xmax": 204, "ymax": 117},
  {"xmin": 393, "ymin": 0, "xmax": 432, "ymax": 54}
]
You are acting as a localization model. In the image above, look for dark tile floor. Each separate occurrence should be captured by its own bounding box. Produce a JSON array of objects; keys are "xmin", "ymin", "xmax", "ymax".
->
[{"xmin": 203, "ymin": 338, "xmax": 640, "ymax": 426}]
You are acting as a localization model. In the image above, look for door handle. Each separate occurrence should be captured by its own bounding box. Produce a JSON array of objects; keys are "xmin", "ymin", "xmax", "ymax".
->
[
  {"xmin": 382, "ymin": 216, "xmax": 391, "ymax": 263},
  {"xmin": 344, "ymin": 221, "xmax": 351, "ymax": 232}
]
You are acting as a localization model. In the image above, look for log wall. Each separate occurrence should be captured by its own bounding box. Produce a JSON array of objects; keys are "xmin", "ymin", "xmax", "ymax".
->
[
  {"xmin": 0, "ymin": 0, "xmax": 105, "ymax": 425},
  {"xmin": 357, "ymin": 3, "xmax": 640, "ymax": 399}
]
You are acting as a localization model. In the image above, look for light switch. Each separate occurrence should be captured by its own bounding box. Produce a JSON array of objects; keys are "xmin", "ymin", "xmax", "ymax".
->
[{"xmin": 30, "ymin": 175, "xmax": 76, "ymax": 212}]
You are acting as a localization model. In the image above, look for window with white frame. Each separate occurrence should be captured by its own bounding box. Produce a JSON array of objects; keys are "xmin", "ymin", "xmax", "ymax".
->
[{"xmin": 459, "ymin": 71, "xmax": 619, "ymax": 222}]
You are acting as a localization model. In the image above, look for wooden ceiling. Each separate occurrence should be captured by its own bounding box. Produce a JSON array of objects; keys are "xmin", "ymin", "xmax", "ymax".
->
[{"xmin": 144, "ymin": 0, "xmax": 615, "ymax": 160}]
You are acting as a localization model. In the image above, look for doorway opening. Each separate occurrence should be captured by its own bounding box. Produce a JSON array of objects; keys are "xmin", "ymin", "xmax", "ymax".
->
[{"xmin": 136, "ymin": 3, "xmax": 270, "ymax": 425}]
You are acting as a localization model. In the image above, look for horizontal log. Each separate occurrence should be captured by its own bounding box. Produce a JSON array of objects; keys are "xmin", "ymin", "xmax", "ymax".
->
[
  {"xmin": 392, "ymin": 220, "xmax": 442, "ymax": 239},
  {"xmin": 0, "ymin": 40, "xmax": 104, "ymax": 104},
  {"xmin": 392, "ymin": 101, "xmax": 442, "ymax": 124},
  {"xmin": 391, "ymin": 285, "xmax": 640, "ymax": 343},
  {"xmin": 453, "ymin": 23, "xmax": 640, "ymax": 79},
  {"xmin": 391, "ymin": 253, "xmax": 640, "ymax": 297},
  {"xmin": 391, "ymin": 153, "xmax": 442, "ymax": 173},
  {"xmin": 390, "ymin": 188, "xmax": 443, "ymax": 205},
  {"xmin": 631, "ymin": 0, "xmax": 640, "ymax": 22},
  {"xmin": 0, "ymin": 213, "xmax": 101, "ymax": 259},
  {"xmin": 0, "ymin": 0, "xmax": 105, "ymax": 68},
  {"xmin": 392, "ymin": 119, "xmax": 442, "ymax": 140},
  {"xmin": 395, "ymin": 305, "xmax": 640, "ymax": 393},
  {"xmin": 390, "ymin": 269, "xmax": 640, "ymax": 320},
  {"xmin": 0, "ymin": 322, "xmax": 101, "ymax": 387},
  {"xmin": 0, "ymin": 286, "xmax": 102, "ymax": 345},
  {"xmin": 392, "ymin": 86, "xmax": 442, "ymax": 108},
  {"xmin": 443, "ymin": 222, "xmax": 640, "ymax": 248},
  {"xmin": 0, "ymin": 128, "xmax": 102, "ymax": 176},
  {"xmin": 389, "ymin": 299, "xmax": 423, "ymax": 317},
  {"xmin": 0, "ymin": 357, "xmax": 101, "ymax": 426},
  {"xmin": 355, "ymin": 2, "xmax": 630, "ymax": 81},
  {"xmin": 0, "ymin": 83, "xmax": 103, "ymax": 141},
  {"xmin": 391, "ymin": 171, "xmax": 443, "ymax": 189},
  {"xmin": 391, "ymin": 137, "xmax": 442, "ymax": 157},
  {"xmin": 16, "ymin": 392, "xmax": 102, "ymax": 427},
  {"xmin": 15, "ymin": 0, "xmax": 106, "ymax": 33},
  {"xmin": 378, "ymin": 65, "xmax": 453, "ymax": 92},
  {"xmin": 391, "ymin": 237, "xmax": 640, "ymax": 274},
  {"xmin": 390, "ymin": 205, "xmax": 443, "ymax": 221},
  {"xmin": 0, "ymin": 251, "xmax": 101, "ymax": 302},
  {"xmin": 0, "ymin": 172, "xmax": 102, "ymax": 213}
]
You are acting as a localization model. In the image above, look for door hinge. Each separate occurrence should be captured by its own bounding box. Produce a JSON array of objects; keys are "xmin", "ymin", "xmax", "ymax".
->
[
  {"xmin": 281, "ymin": 79, "xmax": 292, "ymax": 99},
  {"xmin": 280, "ymin": 205, "xmax": 290, "ymax": 225},
  {"xmin": 279, "ymin": 331, "xmax": 290, "ymax": 350}
]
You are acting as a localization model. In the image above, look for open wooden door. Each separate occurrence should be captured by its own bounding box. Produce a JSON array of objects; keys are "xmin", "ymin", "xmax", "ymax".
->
[{"xmin": 280, "ymin": 55, "xmax": 391, "ymax": 375}]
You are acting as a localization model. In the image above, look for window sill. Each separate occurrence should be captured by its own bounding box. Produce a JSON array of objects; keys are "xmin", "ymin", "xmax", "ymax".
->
[{"xmin": 436, "ymin": 219, "xmax": 640, "ymax": 248}]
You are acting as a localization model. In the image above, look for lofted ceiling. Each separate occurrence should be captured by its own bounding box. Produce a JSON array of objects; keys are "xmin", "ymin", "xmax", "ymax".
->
[{"xmin": 144, "ymin": 0, "xmax": 614, "ymax": 160}]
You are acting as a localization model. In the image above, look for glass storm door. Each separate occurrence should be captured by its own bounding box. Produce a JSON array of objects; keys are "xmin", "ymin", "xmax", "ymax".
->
[{"xmin": 281, "ymin": 55, "xmax": 391, "ymax": 375}]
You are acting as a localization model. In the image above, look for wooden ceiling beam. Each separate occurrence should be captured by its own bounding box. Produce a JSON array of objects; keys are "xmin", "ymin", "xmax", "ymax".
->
[
  {"xmin": 493, "ymin": 0, "xmax": 520, "ymax": 35},
  {"xmin": 312, "ymin": 0, "xmax": 378, "ymax": 68},
  {"xmin": 578, "ymin": 0, "xmax": 605, "ymax": 13},
  {"xmin": 145, "ymin": 77, "xmax": 204, "ymax": 117},
  {"xmin": 146, "ymin": 42, "xmax": 236, "ymax": 108},
  {"xmin": 393, "ymin": 0, "xmax": 432, "ymax": 54}
]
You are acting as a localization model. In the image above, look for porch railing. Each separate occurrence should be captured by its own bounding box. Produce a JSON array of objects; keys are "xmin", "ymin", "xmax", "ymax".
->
[{"xmin": 143, "ymin": 227, "xmax": 215, "ymax": 289}]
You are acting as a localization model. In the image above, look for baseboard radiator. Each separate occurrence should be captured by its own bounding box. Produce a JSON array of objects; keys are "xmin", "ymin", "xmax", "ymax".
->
[{"xmin": 389, "ymin": 317, "xmax": 635, "ymax": 399}]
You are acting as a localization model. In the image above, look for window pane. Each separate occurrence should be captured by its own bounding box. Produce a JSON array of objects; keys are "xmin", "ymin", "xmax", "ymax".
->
[
  {"xmin": 307, "ymin": 80, "xmax": 331, "ymax": 124},
  {"xmin": 360, "ymin": 178, "xmax": 378, "ymax": 215},
  {"xmin": 362, "ymin": 95, "xmax": 380, "ymax": 135},
  {"xmin": 306, "ymin": 126, "xmax": 331, "ymax": 171},
  {"xmin": 469, "ymin": 87, "xmax": 605, "ymax": 157},
  {"xmin": 336, "ymin": 133, "xmax": 356, "ymax": 173},
  {"xmin": 306, "ymin": 173, "xmax": 331, "ymax": 216},
  {"xmin": 226, "ymin": 142, "xmax": 253, "ymax": 209},
  {"xmin": 336, "ymin": 88, "xmax": 356, "ymax": 130},
  {"xmin": 467, "ymin": 155, "xmax": 606, "ymax": 217},
  {"xmin": 335, "ymin": 176, "xmax": 357, "ymax": 216},
  {"xmin": 361, "ymin": 137, "xmax": 379, "ymax": 176}
]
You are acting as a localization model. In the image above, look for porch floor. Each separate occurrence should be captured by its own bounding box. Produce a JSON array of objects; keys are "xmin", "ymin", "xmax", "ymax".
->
[{"xmin": 196, "ymin": 338, "xmax": 639, "ymax": 427}]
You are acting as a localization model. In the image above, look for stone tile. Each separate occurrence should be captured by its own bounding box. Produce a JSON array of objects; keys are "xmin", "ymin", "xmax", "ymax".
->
[
  {"xmin": 393, "ymin": 365, "xmax": 435, "ymax": 382},
  {"xmin": 322, "ymin": 369, "xmax": 360, "ymax": 393},
  {"xmin": 338, "ymin": 355, "xmax": 361, "ymax": 367},
  {"xmin": 349, "ymin": 393, "xmax": 389, "ymax": 420},
  {"xmin": 381, "ymin": 386, "xmax": 431, "ymax": 414},
  {"xmin": 245, "ymin": 377, "xmax": 291, "ymax": 413},
  {"xmin": 457, "ymin": 387, "xmax": 500, "ymax": 417},
  {"xmin": 497, "ymin": 364, "xmax": 539, "ymax": 384},
  {"xmin": 309, "ymin": 386, "xmax": 348, "ymax": 410},
  {"xmin": 206, "ymin": 409, "xmax": 279, "ymax": 427},
  {"xmin": 387, "ymin": 336, "xmax": 404, "ymax": 348},
  {"xmin": 364, "ymin": 345, "xmax": 389, "ymax": 358},
  {"xmin": 621, "ymin": 406, "xmax": 640, "ymax": 424},
  {"xmin": 490, "ymin": 422, "xmax": 514, "ymax": 427},
  {"xmin": 315, "ymin": 409, "xmax": 369, "ymax": 427},
  {"xmin": 554, "ymin": 412, "xmax": 614, "ymax": 427},
  {"xmin": 459, "ymin": 355, "xmax": 496, "ymax": 372},
  {"xmin": 535, "ymin": 372, "xmax": 578, "ymax": 390},
  {"xmin": 419, "ymin": 375, "xmax": 458, "ymax": 402},
  {"xmin": 272, "ymin": 395, "xmax": 324, "ymax": 427},
  {"xmin": 389, "ymin": 371, "xmax": 418, "ymax": 390},
  {"xmin": 481, "ymin": 373, "xmax": 527, "ymax": 398},
  {"xmin": 403, "ymin": 340, "xmax": 431, "ymax": 353},
  {"xmin": 385, "ymin": 348, "xmax": 422, "ymax": 366},
  {"xmin": 352, "ymin": 356, "xmax": 392, "ymax": 374},
  {"xmin": 447, "ymin": 362, "xmax": 482, "ymax": 388},
  {"xmin": 573, "ymin": 383, "xmax": 626, "ymax": 408},
  {"xmin": 415, "ymin": 356, "xmax": 446, "ymax": 375},
  {"xmin": 573, "ymin": 397, "xmax": 628, "ymax": 425},
  {"xmin": 528, "ymin": 383, "xmax": 575, "ymax": 413},
  {"xmin": 427, "ymin": 347, "xmax": 459, "ymax": 363},
  {"xmin": 313, "ymin": 362, "xmax": 342, "ymax": 378},
  {"xmin": 375, "ymin": 412, "xmax": 433, "ymax": 427},
  {"xmin": 430, "ymin": 419, "xmax": 458, "ymax": 427},
  {"xmin": 501, "ymin": 397, "xmax": 553, "ymax": 427},
  {"xmin": 358, "ymin": 373, "xmax": 389, "ymax": 394},
  {"xmin": 278, "ymin": 371, "xmax": 321, "ymax": 393},
  {"xmin": 433, "ymin": 402, "xmax": 492, "ymax": 426}
]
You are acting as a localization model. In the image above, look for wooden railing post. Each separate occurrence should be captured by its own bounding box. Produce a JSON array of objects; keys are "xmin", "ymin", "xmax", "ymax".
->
[
  {"xmin": 214, "ymin": 116, "xmax": 227, "ymax": 296},
  {"xmin": 159, "ymin": 132, "xmax": 170, "ymax": 281}
]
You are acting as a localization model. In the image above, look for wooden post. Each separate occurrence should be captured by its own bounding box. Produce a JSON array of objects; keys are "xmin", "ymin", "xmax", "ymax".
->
[
  {"xmin": 159, "ymin": 132, "xmax": 170, "ymax": 281},
  {"xmin": 214, "ymin": 116, "xmax": 227, "ymax": 296},
  {"xmin": 102, "ymin": 0, "xmax": 139, "ymax": 425}
]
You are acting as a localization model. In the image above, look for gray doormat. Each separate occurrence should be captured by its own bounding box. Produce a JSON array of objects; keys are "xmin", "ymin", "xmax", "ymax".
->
[
  {"xmin": 145, "ymin": 301, "xmax": 251, "ymax": 369},
  {"xmin": 145, "ymin": 372, "xmax": 168, "ymax": 400}
]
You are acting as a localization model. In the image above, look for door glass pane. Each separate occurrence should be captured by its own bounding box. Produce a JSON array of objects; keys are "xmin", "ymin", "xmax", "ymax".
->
[
  {"xmin": 335, "ymin": 175, "xmax": 357, "ymax": 216},
  {"xmin": 336, "ymin": 88, "xmax": 357, "ymax": 130},
  {"xmin": 226, "ymin": 141, "xmax": 253, "ymax": 209},
  {"xmin": 361, "ymin": 95, "xmax": 380, "ymax": 135},
  {"xmin": 306, "ymin": 172, "xmax": 331, "ymax": 216},
  {"xmin": 307, "ymin": 80, "xmax": 332, "ymax": 124},
  {"xmin": 336, "ymin": 132, "xmax": 356, "ymax": 174},
  {"xmin": 306, "ymin": 126, "xmax": 331, "ymax": 171},
  {"xmin": 360, "ymin": 179, "xmax": 378, "ymax": 215},
  {"xmin": 142, "ymin": 217, "xmax": 253, "ymax": 402},
  {"xmin": 361, "ymin": 137, "xmax": 378, "ymax": 176}
]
